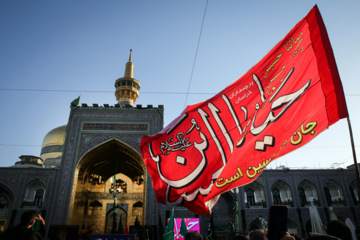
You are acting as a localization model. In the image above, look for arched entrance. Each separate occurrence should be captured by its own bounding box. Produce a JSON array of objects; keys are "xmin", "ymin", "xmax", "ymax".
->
[
  {"xmin": 0, "ymin": 184, "xmax": 13, "ymax": 231},
  {"xmin": 105, "ymin": 206, "xmax": 127, "ymax": 234},
  {"xmin": 68, "ymin": 139, "xmax": 146, "ymax": 234}
]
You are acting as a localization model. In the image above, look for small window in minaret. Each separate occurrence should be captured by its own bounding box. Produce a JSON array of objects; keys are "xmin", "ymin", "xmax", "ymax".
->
[{"xmin": 126, "ymin": 81, "xmax": 131, "ymax": 86}]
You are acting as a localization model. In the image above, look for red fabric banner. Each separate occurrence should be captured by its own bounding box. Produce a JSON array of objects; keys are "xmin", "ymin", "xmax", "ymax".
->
[{"xmin": 140, "ymin": 5, "xmax": 348, "ymax": 216}]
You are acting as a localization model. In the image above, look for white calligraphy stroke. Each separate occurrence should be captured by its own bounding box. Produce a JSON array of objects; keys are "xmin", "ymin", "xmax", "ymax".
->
[
  {"xmin": 222, "ymin": 94, "xmax": 251, "ymax": 147},
  {"xmin": 149, "ymin": 131, "xmax": 217, "ymax": 204},
  {"xmin": 198, "ymin": 107, "xmax": 227, "ymax": 177},
  {"xmin": 149, "ymin": 131, "xmax": 208, "ymax": 188},
  {"xmin": 250, "ymin": 68, "xmax": 311, "ymax": 136},
  {"xmin": 149, "ymin": 111, "xmax": 229, "ymax": 205},
  {"xmin": 149, "ymin": 67, "xmax": 311, "ymax": 206}
]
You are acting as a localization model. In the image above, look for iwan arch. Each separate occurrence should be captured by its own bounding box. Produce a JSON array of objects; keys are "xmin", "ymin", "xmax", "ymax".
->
[
  {"xmin": 46, "ymin": 50, "xmax": 166, "ymax": 233},
  {"xmin": 68, "ymin": 139, "xmax": 146, "ymax": 234}
]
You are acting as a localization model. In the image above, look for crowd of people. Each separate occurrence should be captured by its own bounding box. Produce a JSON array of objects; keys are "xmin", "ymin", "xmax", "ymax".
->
[
  {"xmin": 185, "ymin": 220, "xmax": 360, "ymax": 240},
  {"xmin": 0, "ymin": 210, "xmax": 45, "ymax": 240},
  {"xmin": 0, "ymin": 210, "xmax": 359, "ymax": 240},
  {"xmin": 240, "ymin": 219, "xmax": 360, "ymax": 240},
  {"xmin": 185, "ymin": 218, "xmax": 360, "ymax": 240}
]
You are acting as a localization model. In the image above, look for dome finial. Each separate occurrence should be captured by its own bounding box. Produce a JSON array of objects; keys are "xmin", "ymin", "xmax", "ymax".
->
[{"xmin": 129, "ymin": 49, "xmax": 132, "ymax": 62}]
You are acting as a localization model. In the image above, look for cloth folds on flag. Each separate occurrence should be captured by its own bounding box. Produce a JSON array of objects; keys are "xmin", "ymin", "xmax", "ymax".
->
[
  {"xmin": 111, "ymin": 212, "xmax": 117, "ymax": 234},
  {"xmin": 180, "ymin": 218, "xmax": 188, "ymax": 238},
  {"xmin": 140, "ymin": 5, "xmax": 348, "ymax": 216},
  {"xmin": 124, "ymin": 218, "xmax": 129, "ymax": 234},
  {"xmin": 71, "ymin": 96, "xmax": 80, "ymax": 106},
  {"xmin": 163, "ymin": 208, "xmax": 175, "ymax": 240},
  {"xmin": 117, "ymin": 213, "xmax": 124, "ymax": 234}
]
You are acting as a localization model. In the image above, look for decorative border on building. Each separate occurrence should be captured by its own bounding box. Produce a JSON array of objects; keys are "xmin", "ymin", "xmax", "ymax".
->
[
  {"xmin": 41, "ymin": 145, "xmax": 63, "ymax": 155},
  {"xmin": 79, "ymin": 133, "xmax": 142, "ymax": 158},
  {"xmin": 83, "ymin": 123, "xmax": 148, "ymax": 131},
  {"xmin": 106, "ymin": 203, "xmax": 129, "ymax": 212}
]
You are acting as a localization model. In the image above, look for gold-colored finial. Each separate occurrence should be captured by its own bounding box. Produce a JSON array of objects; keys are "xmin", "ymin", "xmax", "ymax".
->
[
  {"xmin": 124, "ymin": 49, "xmax": 134, "ymax": 78},
  {"xmin": 114, "ymin": 49, "xmax": 140, "ymax": 106}
]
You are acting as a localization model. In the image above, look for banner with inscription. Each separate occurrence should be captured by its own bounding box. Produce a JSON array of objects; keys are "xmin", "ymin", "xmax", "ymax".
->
[{"xmin": 140, "ymin": 5, "xmax": 348, "ymax": 215}]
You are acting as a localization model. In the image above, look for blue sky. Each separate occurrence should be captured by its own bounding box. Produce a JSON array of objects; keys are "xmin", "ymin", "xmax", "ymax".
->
[{"xmin": 0, "ymin": 0, "xmax": 359, "ymax": 169}]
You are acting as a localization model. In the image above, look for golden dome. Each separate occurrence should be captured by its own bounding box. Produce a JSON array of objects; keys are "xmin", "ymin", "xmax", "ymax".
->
[
  {"xmin": 40, "ymin": 125, "xmax": 67, "ymax": 168},
  {"xmin": 42, "ymin": 125, "xmax": 67, "ymax": 148}
]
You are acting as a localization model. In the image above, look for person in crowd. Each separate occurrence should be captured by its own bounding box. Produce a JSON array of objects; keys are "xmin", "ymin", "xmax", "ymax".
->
[
  {"xmin": 248, "ymin": 229, "xmax": 265, "ymax": 240},
  {"xmin": 263, "ymin": 228, "xmax": 295, "ymax": 240},
  {"xmin": 185, "ymin": 231, "xmax": 204, "ymax": 240},
  {"xmin": 325, "ymin": 220, "xmax": 352, "ymax": 240},
  {"xmin": 0, "ymin": 210, "xmax": 46, "ymax": 240},
  {"xmin": 355, "ymin": 228, "xmax": 360, "ymax": 240},
  {"xmin": 290, "ymin": 233, "xmax": 303, "ymax": 240},
  {"xmin": 279, "ymin": 232, "xmax": 295, "ymax": 240},
  {"xmin": 236, "ymin": 233, "xmax": 249, "ymax": 240}
]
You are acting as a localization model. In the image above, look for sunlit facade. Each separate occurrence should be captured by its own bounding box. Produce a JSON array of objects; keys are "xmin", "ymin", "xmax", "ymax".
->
[{"xmin": 0, "ymin": 51, "xmax": 358, "ymax": 239}]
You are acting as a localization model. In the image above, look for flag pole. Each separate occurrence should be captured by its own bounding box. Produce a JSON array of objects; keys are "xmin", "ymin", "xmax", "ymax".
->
[{"xmin": 346, "ymin": 117, "xmax": 360, "ymax": 202}]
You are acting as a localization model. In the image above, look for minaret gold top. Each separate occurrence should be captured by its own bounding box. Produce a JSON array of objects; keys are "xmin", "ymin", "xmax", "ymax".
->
[
  {"xmin": 124, "ymin": 49, "xmax": 133, "ymax": 78},
  {"xmin": 114, "ymin": 49, "xmax": 141, "ymax": 106}
]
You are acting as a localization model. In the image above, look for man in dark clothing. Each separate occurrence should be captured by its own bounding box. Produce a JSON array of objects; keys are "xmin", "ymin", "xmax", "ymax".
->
[
  {"xmin": 325, "ymin": 220, "xmax": 352, "ymax": 240},
  {"xmin": 0, "ymin": 210, "xmax": 46, "ymax": 240}
]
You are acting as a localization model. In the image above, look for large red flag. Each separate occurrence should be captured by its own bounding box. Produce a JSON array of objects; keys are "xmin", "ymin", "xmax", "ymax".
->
[{"xmin": 140, "ymin": 5, "xmax": 348, "ymax": 215}]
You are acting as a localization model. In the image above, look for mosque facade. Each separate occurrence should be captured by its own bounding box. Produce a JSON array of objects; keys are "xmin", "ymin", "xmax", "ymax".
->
[{"xmin": 0, "ymin": 51, "xmax": 359, "ymax": 239}]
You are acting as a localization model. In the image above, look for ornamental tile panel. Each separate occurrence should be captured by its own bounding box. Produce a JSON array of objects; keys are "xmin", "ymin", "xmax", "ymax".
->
[{"xmin": 79, "ymin": 134, "xmax": 142, "ymax": 158}]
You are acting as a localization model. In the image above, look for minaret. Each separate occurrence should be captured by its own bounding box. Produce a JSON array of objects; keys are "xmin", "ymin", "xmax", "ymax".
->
[{"xmin": 114, "ymin": 49, "xmax": 141, "ymax": 106}]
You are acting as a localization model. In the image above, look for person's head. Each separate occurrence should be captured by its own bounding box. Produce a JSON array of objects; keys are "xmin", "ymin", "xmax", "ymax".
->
[
  {"xmin": 236, "ymin": 233, "xmax": 249, "ymax": 240},
  {"xmin": 185, "ymin": 231, "xmax": 203, "ymax": 240},
  {"xmin": 290, "ymin": 233, "xmax": 303, "ymax": 240},
  {"xmin": 355, "ymin": 227, "xmax": 360, "ymax": 240},
  {"xmin": 326, "ymin": 220, "xmax": 352, "ymax": 240},
  {"xmin": 20, "ymin": 210, "xmax": 38, "ymax": 228},
  {"xmin": 248, "ymin": 229, "xmax": 265, "ymax": 240}
]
